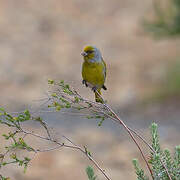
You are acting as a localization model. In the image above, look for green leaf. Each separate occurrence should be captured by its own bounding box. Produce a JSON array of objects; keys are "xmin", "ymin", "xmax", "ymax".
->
[
  {"xmin": 56, "ymin": 106, "xmax": 61, "ymax": 111},
  {"xmin": 24, "ymin": 110, "xmax": 31, "ymax": 120},
  {"xmin": 0, "ymin": 107, "xmax": 5, "ymax": 112},
  {"xmin": 2, "ymin": 134, "xmax": 9, "ymax": 140},
  {"xmin": 59, "ymin": 97, "xmax": 68, "ymax": 103},
  {"xmin": 86, "ymin": 116, "xmax": 93, "ymax": 119},
  {"xmin": 98, "ymin": 117, "xmax": 105, "ymax": 126},
  {"xmin": 51, "ymin": 93, "xmax": 57, "ymax": 98},
  {"xmin": 2, "ymin": 162, "xmax": 7, "ymax": 166},
  {"xmin": 59, "ymin": 80, "xmax": 64, "ymax": 85},
  {"xmin": 65, "ymin": 103, "xmax": 71, "ymax": 108},
  {"xmin": 48, "ymin": 79, "xmax": 54, "ymax": 84},
  {"xmin": 10, "ymin": 153, "xmax": 17, "ymax": 159},
  {"xmin": 88, "ymin": 151, "xmax": 92, "ymax": 157},
  {"xmin": 74, "ymin": 96, "xmax": 79, "ymax": 103},
  {"xmin": 86, "ymin": 166, "xmax": 97, "ymax": 180},
  {"xmin": 65, "ymin": 84, "xmax": 70, "ymax": 89}
]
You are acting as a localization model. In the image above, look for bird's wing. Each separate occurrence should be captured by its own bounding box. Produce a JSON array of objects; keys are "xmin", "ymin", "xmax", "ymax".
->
[{"xmin": 102, "ymin": 58, "xmax": 106, "ymax": 79}]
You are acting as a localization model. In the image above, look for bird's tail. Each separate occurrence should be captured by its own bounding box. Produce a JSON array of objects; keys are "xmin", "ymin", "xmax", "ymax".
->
[{"xmin": 95, "ymin": 89, "xmax": 104, "ymax": 103}]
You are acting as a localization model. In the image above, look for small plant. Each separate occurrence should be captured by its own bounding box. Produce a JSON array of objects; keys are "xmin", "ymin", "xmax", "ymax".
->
[{"xmin": 133, "ymin": 123, "xmax": 180, "ymax": 180}]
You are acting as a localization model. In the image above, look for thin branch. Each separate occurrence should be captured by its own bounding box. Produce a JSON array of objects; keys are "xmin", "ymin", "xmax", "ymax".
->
[
  {"xmin": 94, "ymin": 90, "xmax": 172, "ymax": 180},
  {"xmin": 62, "ymin": 136, "xmax": 111, "ymax": 180},
  {"xmin": 103, "ymin": 103, "xmax": 154, "ymax": 179},
  {"xmin": 19, "ymin": 128, "xmax": 111, "ymax": 180},
  {"xmin": 36, "ymin": 145, "xmax": 64, "ymax": 152}
]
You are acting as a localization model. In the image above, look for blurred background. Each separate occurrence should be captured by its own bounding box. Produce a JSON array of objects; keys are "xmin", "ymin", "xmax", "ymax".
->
[{"xmin": 0, "ymin": 0, "xmax": 180, "ymax": 179}]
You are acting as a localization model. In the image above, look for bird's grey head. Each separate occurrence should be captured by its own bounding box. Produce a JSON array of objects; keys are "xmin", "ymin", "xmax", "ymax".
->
[
  {"xmin": 92, "ymin": 46, "xmax": 102, "ymax": 62},
  {"xmin": 81, "ymin": 45, "xmax": 102, "ymax": 62}
]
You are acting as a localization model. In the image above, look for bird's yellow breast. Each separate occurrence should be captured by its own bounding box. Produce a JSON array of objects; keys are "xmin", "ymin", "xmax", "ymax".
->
[{"xmin": 82, "ymin": 60, "xmax": 106, "ymax": 88}]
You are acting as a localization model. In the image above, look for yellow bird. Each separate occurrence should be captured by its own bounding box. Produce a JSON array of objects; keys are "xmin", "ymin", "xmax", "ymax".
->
[{"xmin": 81, "ymin": 45, "xmax": 107, "ymax": 103}]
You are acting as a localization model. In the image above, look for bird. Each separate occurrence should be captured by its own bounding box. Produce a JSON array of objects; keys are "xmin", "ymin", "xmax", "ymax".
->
[{"xmin": 81, "ymin": 45, "xmax": 107, "ymax": 103}]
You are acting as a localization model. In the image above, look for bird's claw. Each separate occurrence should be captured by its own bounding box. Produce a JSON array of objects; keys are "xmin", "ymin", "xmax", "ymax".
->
[
  {"xmin": 82, "ymin": 80, "xmax": 88, "ymax": 87},
  {"xmin": 92, "ymin": 86, "xmax": 97, "ymax": 92},
  {"xmin": 102, "ymin": 85, "xmax": 107, "ymax": 90}
]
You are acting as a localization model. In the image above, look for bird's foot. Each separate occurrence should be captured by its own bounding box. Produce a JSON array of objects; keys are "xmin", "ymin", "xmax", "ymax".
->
[
  {"xmin": 102, "ymin": 85, "xmax": 107, "ymax": 90},
  {"xmin": 92, "ymin": 86, "xmax": 97, "ymax": 93},
  {"xmin": 82, "ymin": 80, "xmax": 88, "ymax": 87}
]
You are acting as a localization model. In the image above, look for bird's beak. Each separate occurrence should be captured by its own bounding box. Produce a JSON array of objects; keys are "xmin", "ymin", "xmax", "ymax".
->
[{"xmin": 81, "ymin": 51, "xmax": 88, "ymax": 57}]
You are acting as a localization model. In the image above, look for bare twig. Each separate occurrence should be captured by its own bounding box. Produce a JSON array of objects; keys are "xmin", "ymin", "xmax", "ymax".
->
[
  {"xmin": 18, "ymin": 126, "xmax": 111, "ymax": 180},
  {"xmin": 103, "ymin": 103, "xmax": 154, "ymax": 179}
]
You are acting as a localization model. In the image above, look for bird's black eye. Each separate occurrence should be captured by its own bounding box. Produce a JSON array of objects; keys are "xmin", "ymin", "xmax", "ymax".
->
[{"xmin": 86, "ymin": 50, "xmax": 93, "ymax": 54}]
